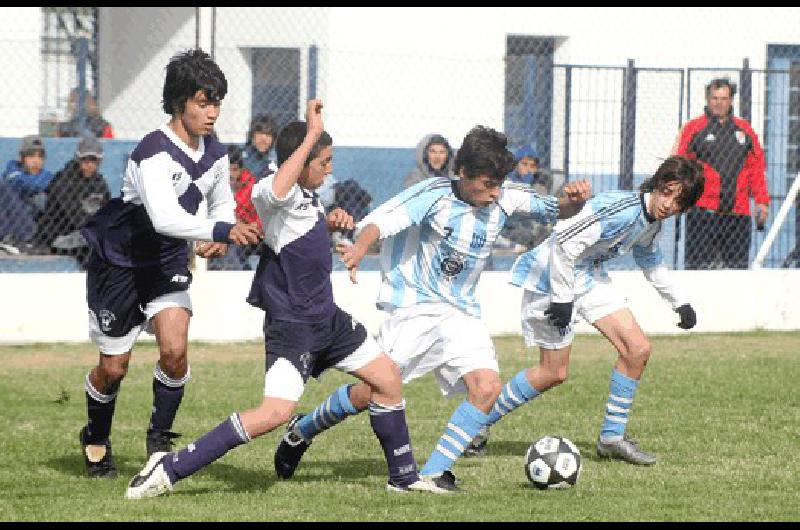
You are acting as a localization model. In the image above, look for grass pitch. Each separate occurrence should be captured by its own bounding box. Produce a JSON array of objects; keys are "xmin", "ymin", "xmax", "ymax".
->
[{"xmin": 1, "ymin": 331, "xmax": 798, "ymax": 521}]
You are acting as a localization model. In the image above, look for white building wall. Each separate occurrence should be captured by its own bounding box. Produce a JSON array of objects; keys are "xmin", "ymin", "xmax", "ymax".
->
[
  {"xmin": 0, "ymin": 7, "xmax": 42, "ymax": 137},
  {"xmin": 89, "ymin": 7, "xmax": 800, "ymax": 150},
  {"xmin": 2, "ymin": 270, "xmax": 799, "ymax": 344}
]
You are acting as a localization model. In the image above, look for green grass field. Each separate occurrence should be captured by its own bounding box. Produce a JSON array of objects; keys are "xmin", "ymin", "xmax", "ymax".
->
[{"xmin": 1, "ymin": 331, "xmax": 798, "ymax": 521}]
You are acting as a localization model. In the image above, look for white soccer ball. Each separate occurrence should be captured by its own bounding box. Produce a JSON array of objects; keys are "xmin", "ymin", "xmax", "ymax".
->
[{"xmin": 524, "ymin": 435, "xmax": 581, "ymax": 490}]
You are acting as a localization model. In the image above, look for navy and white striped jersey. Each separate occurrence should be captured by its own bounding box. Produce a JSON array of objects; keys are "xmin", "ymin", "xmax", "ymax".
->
[
  {"xmin": 246, "ymin": 175, "xmax": 335, "ymax": 323},
  {"xmin": 357, "ymin": 177, "xmax": 559, "ymax": 317},
  {"xmin": 82, "ymin": 125, "xmax": 235, "ymax": 268},
  {"xmin": 510, "ymin": 190, "xmax": 685, "ymax": 308}
]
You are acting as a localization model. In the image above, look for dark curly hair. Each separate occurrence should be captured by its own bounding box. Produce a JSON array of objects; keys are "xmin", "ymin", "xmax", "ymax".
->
[
  {"xmin": 453, "ymin": 125, "xmax": 515, "ymax": 182},
  {"xmin": 640, "ymin": 156, "xmax": 705, "ymax": 211},
  {"xmin": 162, "ymin": 49, "xmax": 227, "ymax": 115}
]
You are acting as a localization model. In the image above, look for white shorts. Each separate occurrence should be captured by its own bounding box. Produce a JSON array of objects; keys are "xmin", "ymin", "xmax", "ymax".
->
[
  {"xmin": 88, "ymin": 291, "xmax": 192, "ymax": 355},
  {"xmin": 521, "ymin": 279, "xmax": 627, "ymax": 350},
  {"xmin": 377, "ymin": 303, "xmax": 499, "ymax": 396}
]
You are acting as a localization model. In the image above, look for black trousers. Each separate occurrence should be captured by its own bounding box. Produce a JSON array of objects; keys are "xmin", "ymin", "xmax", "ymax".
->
[{"xmin": 684, "ymin": 208, "xmax": 752, "ymax": 270}]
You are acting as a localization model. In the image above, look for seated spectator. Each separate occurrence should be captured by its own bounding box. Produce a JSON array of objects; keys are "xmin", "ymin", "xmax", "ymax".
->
[
  {"xmin": 402, "ymin": 133, "xmax": 454, "ymax": 189},
  {"xmin": 57, "ymin": 88, "xmax": 114, "ymax": 138},
  {"xmin": 242, "ymin": 113, "xmax": 278, "ymax": 180},
  {"xmin": 207, "ymin": 145, "xmax": 261, "ymax": 271},
  {"xmin": 29, "ymin": 136, "xmax": 110, "ymax": 265},
  {"xmin": 497, "ymin": 146, "xmax": 557, "ymax": 251},
  {"xmin": 2, "ymin": 135, "xmax": 54, "ymax": 217},
  {"xmin": 0, "ymin": 180, "xmax": 36, "ymax": 254}
]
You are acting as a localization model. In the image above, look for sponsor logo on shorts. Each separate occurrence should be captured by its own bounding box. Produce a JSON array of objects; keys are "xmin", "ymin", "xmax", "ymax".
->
[
  {"xmin": 171, "ymin": 274, "xmax": 189, "ymax": 283},
  {"xmin": 98, "ymin": 309, "xmax": 116, "ymax": 332},
  {"xmin": 299, "ymin": 352, "xmax": 312, "ymax": 376}
]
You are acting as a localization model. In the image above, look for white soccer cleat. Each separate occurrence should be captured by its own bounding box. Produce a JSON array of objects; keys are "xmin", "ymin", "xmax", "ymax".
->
[
  {"xmin": 125, "ymin": 451, "xmax": 173, "ymax": 499},
  {"xmin": 386, "ymin": 475, "xmax": 451, "ymax": 494}
]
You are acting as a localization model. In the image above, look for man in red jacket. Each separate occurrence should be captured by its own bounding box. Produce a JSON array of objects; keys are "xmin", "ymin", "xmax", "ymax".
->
[{"xmin": 673, "ymin": 77, "xmax": 769, "ymax": 269}]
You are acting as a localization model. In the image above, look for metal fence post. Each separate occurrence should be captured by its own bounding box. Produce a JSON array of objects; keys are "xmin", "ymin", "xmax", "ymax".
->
[
  {"xmin": 740, "ymin": 57, "xmax": 752, "ymax": 121},
  {"xmin": 308, "ymin": 44, "xmax": 318, "ymax": 100},
  {"xmin": 619, "ymin": 59, "xmax": 636, "ymax": 190}
]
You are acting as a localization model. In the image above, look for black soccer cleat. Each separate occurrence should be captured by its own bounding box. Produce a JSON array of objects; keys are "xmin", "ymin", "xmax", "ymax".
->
[
  {"xmin": 422, "ymin": 470, "xmax": 459, "ymax": 492},
  {"xmin": 274, "ymin": 414, "xmax": 311, "ymax": 479},
  {"xmin": 596, "ymin": 436, "xmax": 657, "ymax": 465},
  {"xmin": 146, "ymin": 429, "xmax": 182, "ymax": 457},
  {"xmin": 79, "ymin": 426, "xmax": 118, "ymax": 479}
]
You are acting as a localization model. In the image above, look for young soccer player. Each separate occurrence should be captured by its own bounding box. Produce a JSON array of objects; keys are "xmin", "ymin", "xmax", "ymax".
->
[
  {"xmin": 468, "ymin": 155, "xmax": 705, "ymax": 464},
  {"xmin": 78, "ymin": 49, "xmax": 261, "ymax": 479},
  {"xmin": 272, "ymin": 125, "xmax": 591, "ymax": 490},
  {"xmin": 125, "ymin": 99, "xmax": 445, "ymax": 499}
]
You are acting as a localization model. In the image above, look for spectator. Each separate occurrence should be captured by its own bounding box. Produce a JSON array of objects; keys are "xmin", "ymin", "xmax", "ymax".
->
[
  {"xmin": 57, "ymin": 88, "xmax": 114, "ymax": 139},
  {"xmin": 30, "ymin": 137, "xmax": 110, "ymax": 264},
  {"xmin": 673, "ymin": 77, "xmax": 769, "ymax": 269},
  {"xmin": 497, "ymin": 145, "xmax": 556, "ymax": 251},
  {"xmin": 242, "ymin": 113, "xmax": 278, "ymax": 180},
  {"xmin": 0, "ymin": 180, "xmax": 36, "ymax": 254},
  {"xmin": 1, "ymin": 135, "xmax": 54, "ymax": 216},
  {"xmin": 207, "ymin": 145, "xmax": 261, "ymax": 270},
  {"xmin": 402, "ymin": 133, "xmax": 454, "ymax": 189}
]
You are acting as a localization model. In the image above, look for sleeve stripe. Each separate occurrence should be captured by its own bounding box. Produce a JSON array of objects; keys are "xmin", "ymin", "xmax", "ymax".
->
[{"xmin": 556, "ymin": 197, "xmax": 640, "ymax": 245}]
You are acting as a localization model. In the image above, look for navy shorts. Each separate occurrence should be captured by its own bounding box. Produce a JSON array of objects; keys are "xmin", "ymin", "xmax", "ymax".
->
[
  {"xmin": 263, "ymin": 305, "xmax": 369, "ymax": 382},
  {"xmin": 86, "ymin": 252, "xmax": 192, "ymax": 338}
]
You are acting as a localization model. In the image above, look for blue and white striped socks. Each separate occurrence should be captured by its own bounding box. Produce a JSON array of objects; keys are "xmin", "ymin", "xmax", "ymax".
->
[
  {"xmin": 486, "ymin": 369, "xmax": 540, "ymax": 426},
  {"xmin": 296, "ymin": 384, "xmax": 358, "ymax": 441},
  {"xmin": 599, "ymin": 368, "xmax": 638, "ymax": 442},
  {"xmin": 420, "ymin": 400, "xmax": 489, "ymax": 476}
]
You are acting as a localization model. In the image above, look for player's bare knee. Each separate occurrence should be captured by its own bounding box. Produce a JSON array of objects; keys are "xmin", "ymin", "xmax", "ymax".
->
[
  {"xmin": 471, "ymin": 375, "xmax": 502, "ymax": 406},
  {"xmin": 158, "ymin": 350, "xmax": 188, "ymax": 378},
  {"xmin": 626, "ymin": 340, "xmax": 652, "ymax": 368},
  {"xmin": 98, "ymin": 358, "xmax": 129, "ymax": 384},
  {"xmin": 348, "ymin": 383, "xmax": 372, "ymax": 411}
]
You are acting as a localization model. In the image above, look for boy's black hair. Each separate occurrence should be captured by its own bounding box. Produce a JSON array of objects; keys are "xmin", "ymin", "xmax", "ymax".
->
[
  {"xmin": 453, "ymin": 125, "xmax": 515, "ymax": 182},
  {"xmin": 162, "ymin": 49, "xmax": 227, "ymax": 115},
  {"xmin": 275, "ymin": 122, "xmax": 332, "ymax": 167},
  {"xmin": 640, "ymin": 155, "xmax": 705, "ymax": 211}
]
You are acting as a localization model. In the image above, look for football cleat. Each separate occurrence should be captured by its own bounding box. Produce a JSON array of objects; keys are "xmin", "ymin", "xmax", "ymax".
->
[
  {"xmin": 464, "ymin": 425, "xmax": 491, "ymax": 457},
  {"xmin": 596, "ymin": 436, "xmax": 657, "ymax": 465},
  {"xmin": 146, "ymin": 429, "xmax": 182, "ymax": 457},
  {"xmin": 125, "ymin": 452, "xmax": 173, "ymax": 499},
  {"xmin": 274, "ymin": 414, "xmax": 311, "ymax": 479},
  {"xmin": 386, "ymin": 475, "xmax": 451, "ymax": 494},
  {"xmin": 79, "ymin": 426, "xmax": 117, "ymax": 479},
  {"xmin": 422, "ymin": 470, "xmax": 459, "ymax": 492}
]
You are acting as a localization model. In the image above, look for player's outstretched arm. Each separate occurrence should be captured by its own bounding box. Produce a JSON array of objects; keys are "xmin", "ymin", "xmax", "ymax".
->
[
  {"xmin": 336, "ymin": 223, "xmax": 380, "ymax": 284},
  {"xmin": 271, "ymin": 99, "xmax": 324, "ymax": 199},
  {"xmin": 557, "ymin": 180, "xmax": 591, "ymax": 219}
]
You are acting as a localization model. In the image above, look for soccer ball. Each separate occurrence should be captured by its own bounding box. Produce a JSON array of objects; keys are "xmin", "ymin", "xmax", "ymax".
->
[{"xmin": 524, "ymin": 435, "xmax": 581, "ymax": 490}]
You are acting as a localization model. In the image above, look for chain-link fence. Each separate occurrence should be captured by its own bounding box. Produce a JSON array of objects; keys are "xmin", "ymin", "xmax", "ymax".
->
[{"xmin": 1, "ymin": 7, "xmax": 798, "ymax": 273}]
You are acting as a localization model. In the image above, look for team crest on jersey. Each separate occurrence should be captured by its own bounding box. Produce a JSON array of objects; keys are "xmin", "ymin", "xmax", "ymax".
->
[
  {"xmin": 735, "ymin": 130, "xmax": 746, "ymax": 145},
  {"xmin": 171, "ymin": 172, "xmax": 182, "ymax": 185},
  {"xmin": 98, "ymin": 309, "xmax": 116, "ymax": 332},
  {"xmin": 440, "ymin": 252, "xmax": 465, "ymax": 278}
]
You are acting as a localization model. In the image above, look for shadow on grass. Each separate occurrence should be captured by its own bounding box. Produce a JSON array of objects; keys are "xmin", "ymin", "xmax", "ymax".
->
[{"xmin": 45, "ymin": 453, "xmax": 145, "ymax": 480}]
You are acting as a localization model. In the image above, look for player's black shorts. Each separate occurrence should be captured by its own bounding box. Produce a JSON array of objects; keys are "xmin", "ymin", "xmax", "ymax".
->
[
  {"xmin": 86, "ymin": 252, "xmax": 192, "ymax": 338},
  {"xmin": 263, "ymin": 305, "xmax": 369, "ymax": 382}
]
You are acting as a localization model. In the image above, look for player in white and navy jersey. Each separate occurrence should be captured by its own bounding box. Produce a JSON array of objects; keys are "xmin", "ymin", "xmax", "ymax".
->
[
  {"xmin": 77, "ymin": 49, "xmax": 262, "ymax": 480},
  {"xmin": 271, "ymin": 125, "xmax": 591, "ymax": 491},
  {"xmin": 125, "ymin": 100, "xmax": 446, "ymax": 499},
  {"xmin": 469, "ymin": 155, "xmax": 705, "ymax": 465}
]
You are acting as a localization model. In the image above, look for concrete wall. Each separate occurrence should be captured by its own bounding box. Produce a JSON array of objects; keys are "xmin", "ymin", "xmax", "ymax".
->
[{"xmin": 2, "ymin": 269, "xmax": 798, "ymax": 344}]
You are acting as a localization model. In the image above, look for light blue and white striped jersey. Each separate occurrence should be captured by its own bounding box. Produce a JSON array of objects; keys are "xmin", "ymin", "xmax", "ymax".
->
[
  {"xmin": 357, "ymin": 177, "xmax": 559, "ymax": 317},
  {"xmin": 510, "ymin": 190, "xmax": 685, "ymax": 308}
]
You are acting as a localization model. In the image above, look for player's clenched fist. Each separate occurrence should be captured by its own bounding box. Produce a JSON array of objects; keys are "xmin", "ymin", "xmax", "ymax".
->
[{"xmin": 326, "ymin": 208, "xmax": 354, "ymax": 232}]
